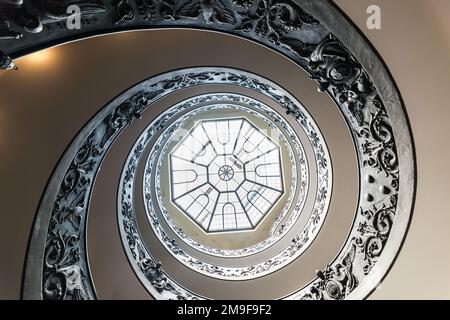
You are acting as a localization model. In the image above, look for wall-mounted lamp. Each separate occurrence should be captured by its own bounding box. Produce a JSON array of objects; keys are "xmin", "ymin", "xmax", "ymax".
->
[{"xmin": 0, "ymin": 49, "xmax": 17, "ymax": 70}]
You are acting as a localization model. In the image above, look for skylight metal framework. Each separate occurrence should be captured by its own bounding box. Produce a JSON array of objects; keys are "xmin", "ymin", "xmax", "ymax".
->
[{"xmin": 169, "ymin": 117, "xmax": 284, "ymax": 233}]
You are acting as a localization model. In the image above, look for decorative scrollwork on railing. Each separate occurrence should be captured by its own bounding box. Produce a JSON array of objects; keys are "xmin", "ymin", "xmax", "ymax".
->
[
  {"xmin": 43, "ymin": 90, "xmax": 159, "ymax": 300},
  {"xmin": 0, "ymin": 0, "xmax": 326, "ymax": 54},
  {"xmin": 16, "ymin": 0, "xmax": 413, "ymax": 301}
]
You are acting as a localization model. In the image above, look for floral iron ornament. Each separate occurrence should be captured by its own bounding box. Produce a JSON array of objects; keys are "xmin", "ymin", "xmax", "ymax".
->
[{"xmin": 19, "ymin": 0, "xmax": 415, "ymax": 300}]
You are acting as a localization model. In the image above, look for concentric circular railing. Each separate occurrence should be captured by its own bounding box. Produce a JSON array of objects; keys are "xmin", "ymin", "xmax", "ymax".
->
[{"xmin": 16, "ymin": 0, "xmax": 415, "ymax": 300}]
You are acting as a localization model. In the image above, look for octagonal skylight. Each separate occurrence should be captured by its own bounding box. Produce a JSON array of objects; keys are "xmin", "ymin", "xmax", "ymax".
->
[{"xmin": 169, "ymin": 117, "xmax": 284, "ymax": 233}]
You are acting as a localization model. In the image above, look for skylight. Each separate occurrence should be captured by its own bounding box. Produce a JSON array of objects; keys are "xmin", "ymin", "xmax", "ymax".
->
[{"xmin": 169, "ymin": 117, "xmax": 284, "ymax": 233}]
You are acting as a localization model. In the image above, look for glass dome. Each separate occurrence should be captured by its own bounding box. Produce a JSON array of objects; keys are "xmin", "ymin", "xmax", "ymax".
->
[{"xmin": 169, "ymin": 117, "xmax": 284, "ymax": 233}]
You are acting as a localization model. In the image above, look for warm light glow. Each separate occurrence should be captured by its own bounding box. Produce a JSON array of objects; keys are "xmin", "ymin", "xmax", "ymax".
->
[{"xmin": 20, "ymin": 49, "xmax": 56, "ymax": 67}]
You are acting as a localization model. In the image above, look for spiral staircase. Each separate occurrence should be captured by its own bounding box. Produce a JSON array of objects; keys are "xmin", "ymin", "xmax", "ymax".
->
[{"xmin": 0, "ymin": 0, "xmax": 416, "ymax": 300}]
